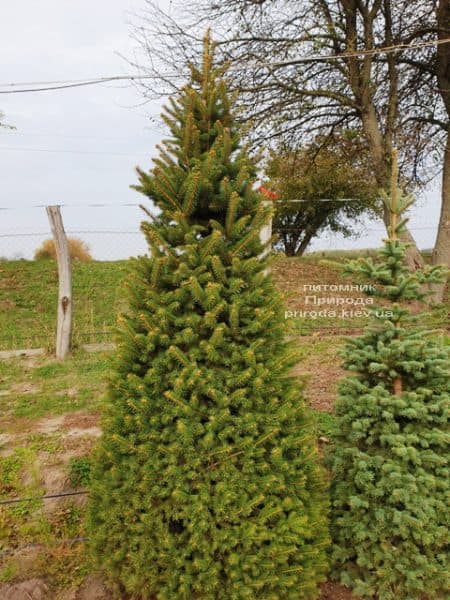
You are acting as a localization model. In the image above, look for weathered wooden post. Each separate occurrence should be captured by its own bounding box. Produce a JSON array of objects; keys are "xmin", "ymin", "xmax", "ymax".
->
[
  {"xmin": 46, "ymin": 205, "xmax": 72, "ymax": 359},
  {"xmin": 260, "ymin": 200, "xmax": 273, "ymax": 275}
]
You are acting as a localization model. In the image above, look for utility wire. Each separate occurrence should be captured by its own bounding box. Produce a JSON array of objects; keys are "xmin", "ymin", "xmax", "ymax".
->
[
  {"xmin": 0, "ymin": 77, "xmax": 139, "ymax": 94},
  {"xmin": 268, "ymin": 36, "xmax": 450, "ymax": 66},
  {"xmin": 0, "ymin": 197, "xmax": 436, "ymax": 209},
  {"xmin": 0, "ymin": 146, "xmax": 149, "ymax": 157},
  {"xmin": 0, "ymin": 130, "xmax": 160, "ymax": 141},
  {"xmin": 0, "ymin": 203, "xmax": 141, "ymax": 210},
  {"xmin": 0, "ymin": 226, "xmax": 439, "ymax": 239},
  {"xmin": 0, "ymin": 199, "xmax": 365, "ymax": 210},
  {"xmin": 0, "ymin": 231, "xmax": 141, "ymax": 237},
  {"xmin": 0, "ymin": 37, "xmax": 449, "ymax": 94},
  {"xmin": 0, "ymin": 75, "xmax": 151, "ymax": 94},
  {"xmin": 0, "ymin": 199, "xmax": 368, "ymax": 210}
]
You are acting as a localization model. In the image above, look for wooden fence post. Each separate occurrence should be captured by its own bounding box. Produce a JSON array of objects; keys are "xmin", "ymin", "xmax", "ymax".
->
[
  {"xmin": 46, "ymin": 205, "xmax": 72, "ymax": 359},
  {"xmin": 260, "ymin": 200, "xmax": 273, "ymax": 274}
]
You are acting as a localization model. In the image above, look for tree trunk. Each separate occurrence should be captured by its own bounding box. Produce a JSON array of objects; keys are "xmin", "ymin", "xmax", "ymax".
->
[
  {"xmin": 430, "ymin": 0, "xmax": 450, "ymax": 303},
  {"xmin": 342, "ymin": 1, "xmax": 424, "ymax": 272},
  {"xmin": 295, "ymin": 231, "xmax": 315, "ymax": 256},
  {"xmin": 284, "ymin": 239, "xmax": 297, "ymax": 256},
  {"xmin": 430, "ymin": 130, "xmax": 450, "ymax": 302},
  {"xmin": 433, "ymin": 132, "xmax": 450, "ymax": 269},
  {"xmin": 360, "ymin": 110, "xmax": 425, "ymax": 270}
]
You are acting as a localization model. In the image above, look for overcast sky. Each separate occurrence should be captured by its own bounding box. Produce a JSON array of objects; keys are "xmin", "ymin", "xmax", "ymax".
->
[{"xmin": 0, "ymin": 0, "xmax": 442, "ymax": 259}]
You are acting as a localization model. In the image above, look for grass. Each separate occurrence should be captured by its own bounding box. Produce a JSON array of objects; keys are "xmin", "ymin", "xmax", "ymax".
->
[
  {"xmin": 68, "ymin": 456, "xmax": 92, "ymax": 488},
  {"xmin": 0, "ymin": 259, "xmax": 127, "ymax": 350},
  {"xmin": 312, "ymin": 410, "xmax": 336, "ymax": 439},
  {"xmin": 0, "ymin": 498, "xmax": 88, "ymax": 590},
  {"xmin": 1, "ymin": 252, "xmax": 447, "ymax": 350},
  {"xmin": 304, "ymin": 247, "xmax": 381, "ymax": 259},
  {"xmin": 0, "ymin": 351, "xmax": 110, "ymax": 422},
  {"xmin": 0, "ymin": 351, "xmax": 108, "ymax": 591}
]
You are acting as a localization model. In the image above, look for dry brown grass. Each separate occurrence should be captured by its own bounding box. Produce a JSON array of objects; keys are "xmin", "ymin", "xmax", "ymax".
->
[{"xmin": 34, "ymin": 238, "xmax": 92, "ymax": 262}]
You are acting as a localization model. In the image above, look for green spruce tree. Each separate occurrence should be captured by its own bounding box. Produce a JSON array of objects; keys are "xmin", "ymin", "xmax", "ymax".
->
[
  {"xmin": 87, "ymin": 34, "xmax": 329, "ymax": 599},
  {"xmin": 330, "ymin": 152, "xmax": 449, "ymax": 599}
]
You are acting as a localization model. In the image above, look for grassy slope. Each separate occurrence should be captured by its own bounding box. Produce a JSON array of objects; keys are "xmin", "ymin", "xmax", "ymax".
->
[
  {"xmin": 0, "ymin": 352, "xmax": 109, "ymax": 422},
  {"xmin": 1, "ymin": 253, "xmax": 448, "ymax": 350},
  {"xmin": 0, "ymin": 260, "xmax": 127, "ymax": 350}
]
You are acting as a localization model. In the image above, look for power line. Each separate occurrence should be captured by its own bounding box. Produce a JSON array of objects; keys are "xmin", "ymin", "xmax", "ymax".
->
[
  {"xmin": 0, "ymin": 37, "xmax": 449, "ymax": 95},
  {"xmin": 0, "ymin": 75, "xmax": 153, "ymax": 94},
  {"xmin": 0, "ymin": 76, "xmax": 141, "ymax": 95},
  {"xmin": 0, "ymin": 129, "xmax": 161, "ymax": 141},
  {"xmin": 0, "ymin": 198, "xmax": 383, "ymax": 210},
  {"xmin": 0, "ymin": 203, "xmax": 141, "ymax": 210},
  {"xmin": 0, "ymin": 197, "xmax": 439, "ymax": 210},
  {"xmin": 0, "ymin": 146, "xmax": 149, "ymax": 157},
  {"xmin": 0, "ymin": 226, "xmax": 439, "ymax": 239},
  {"xmin": 0, "ymin": 199, "xmax": 366, "ymax": 210},
  {"xmin": 268, "ymin": 36, "xmax": 450, "ymax": 67},
  {"xmin": 0, "ymin": 231, "xmax": 142, "ymax": 238},
  {"xmin": 277, "ymin": 226, "xmax": 441, "ymax": 232}
]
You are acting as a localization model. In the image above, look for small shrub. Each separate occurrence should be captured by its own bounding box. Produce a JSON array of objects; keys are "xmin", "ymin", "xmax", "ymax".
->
[
  {"xmin": 34, "ymin": 238, "xmax": 92, "ymax": 262},
  {"xmin": 68, "ymin": 456, "xmax": 91, "ymax": 488}
]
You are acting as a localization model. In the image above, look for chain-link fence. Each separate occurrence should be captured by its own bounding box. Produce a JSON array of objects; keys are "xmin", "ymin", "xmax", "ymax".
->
[
  {"xmin": 0, "ymin": 203, "xmax": 149, "ymax": 261},
  {"xmin": 0, "ymin": 204, "xmax": 444, "ymax": 351}
]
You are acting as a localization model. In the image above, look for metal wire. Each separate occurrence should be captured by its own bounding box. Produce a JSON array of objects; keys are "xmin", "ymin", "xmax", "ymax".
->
[
  {"xmin": 0, "ymin": 490, "xmax": 89, "ymax": 506},
  {"xmin": 0, "ymin": 37, "xmax": 449, "ymax": 95},
  {"xmin": 0, "ymin": 203, "xmax": 141, "ymax": 210}
]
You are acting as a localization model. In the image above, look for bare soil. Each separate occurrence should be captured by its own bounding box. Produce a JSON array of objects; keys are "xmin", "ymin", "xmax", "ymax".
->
[
  {"xmin": 0, "ymin": 578, "xmax": 49, "ymax": 600},
  {"xmin": 319, "ymin": 581, "xmax": 359, "ymax": 600},
  {"xmin": 1, "ymin": 577, "xmax": 358, "ymax": 600},
  {"xmin": 292, "ymin": 337, "xmax": 345, "ymax": 412}
]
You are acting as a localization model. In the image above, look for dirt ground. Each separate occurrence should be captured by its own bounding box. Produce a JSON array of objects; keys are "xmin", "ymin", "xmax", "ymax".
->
[
  {"xmin": 292, "ymin": 335, "xmax": 346, "ymax": 412},
  {"xmin": 0, "ymin": 343, "xmax": 359, "ymax": 599},
  {"xmin": 0, "ymin": 577, "xmax": 359, "ymax": 599}
]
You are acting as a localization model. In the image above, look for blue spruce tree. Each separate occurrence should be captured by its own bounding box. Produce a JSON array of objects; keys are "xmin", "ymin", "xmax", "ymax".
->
[
  {"xmin": 87, "ymin": 34, "xmax": 329, "ymax": 599},
  {"xmin": 330, "ymin": 152, "xmax": 449, "ymax": 599}
]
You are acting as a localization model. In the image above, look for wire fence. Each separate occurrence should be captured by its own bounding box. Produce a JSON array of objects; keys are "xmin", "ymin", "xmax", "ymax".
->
[
  {"xmin": 0, "ymin": 203, "xmax": 149, "ymax": 261},
  {"xmin": 0, "ymin": 488, "xmax": 90, "ymax": 558},
  {"xmin": 0, "ymin": 202, "xmax": 440, "ymax": 260},
  {"xmin": 0, "ymin": 204, "xmax": 444, "ymax": 351}
]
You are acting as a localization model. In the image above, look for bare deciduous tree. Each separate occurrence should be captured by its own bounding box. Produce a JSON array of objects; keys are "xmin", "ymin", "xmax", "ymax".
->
[{"xmin": 130, "ymin": 0, "xmax": 449, "ymax": 288}]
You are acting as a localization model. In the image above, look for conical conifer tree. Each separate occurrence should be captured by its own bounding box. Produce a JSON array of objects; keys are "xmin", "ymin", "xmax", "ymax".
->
[
  {"xmin": 87, "ymin": 34, "xmax": 329, "ymax": 599},
  {"xmin": 330, "ymin": 151, "xmax": 449, "ymax": 599}
]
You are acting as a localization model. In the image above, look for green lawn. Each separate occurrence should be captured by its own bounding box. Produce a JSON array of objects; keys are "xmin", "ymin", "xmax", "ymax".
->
[{"xmin": 0, "ymin": 260, "xmax": 127, "ymax": 350}]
